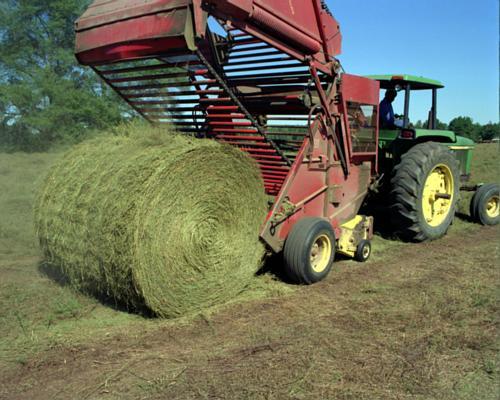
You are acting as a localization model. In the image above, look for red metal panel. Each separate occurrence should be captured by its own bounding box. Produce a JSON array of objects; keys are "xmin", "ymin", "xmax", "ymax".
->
[
  {"xmin": 76, "ymin": 0, "xmax": 342, "ymax": 72},
  {"xmin": 209, "ymin": 0, "xmax": 341, "ymax": 72},
  {"xmin": 78, "ymin": 37, "xmax": 187, "ymax": 65},
  {"xmin": 341, "ymin": 74, "xmax": 380, "ymax": 106},
  {"xmin": 250, "ymin": 6, "xmax": 321, "ymax": 54},
  {"xmin": 76, "ymin": 0, "xmax": 190, "ymax": 31},
  {"xmin": 76, "ymin": 12, "xmax": 188, "ymax": 64}
]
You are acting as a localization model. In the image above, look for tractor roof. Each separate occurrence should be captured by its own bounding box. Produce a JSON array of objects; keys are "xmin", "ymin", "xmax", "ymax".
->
[{"xmin": 367, "ymin": 75, "xmax": 444, "ymax": 90}]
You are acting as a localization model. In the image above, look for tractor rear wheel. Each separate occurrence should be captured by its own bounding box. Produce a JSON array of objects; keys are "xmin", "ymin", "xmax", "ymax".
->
[
  {"xmin": 389, "ymin": 142, "xmax": 460, "ymax": 242},
  {"xmin": 470, "ymin": 183, "xmax": 500, "ymax": 225},
  {"xmin": 283, "ymin": 218, "xmax": 335, "ymax": 284}
]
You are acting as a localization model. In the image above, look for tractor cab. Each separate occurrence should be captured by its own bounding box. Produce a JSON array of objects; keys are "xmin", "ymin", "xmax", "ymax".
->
[
  {"xmin": 368, "ymin": 74, "xmax": 475, "ymax": 180},
  {"xmin": 370, "ymin": 75, "xmax": 443, "ymax": 128}
]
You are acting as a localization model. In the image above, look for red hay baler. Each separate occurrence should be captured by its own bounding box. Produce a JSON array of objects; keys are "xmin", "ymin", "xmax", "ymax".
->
[{"xmin": 74, "ymin": 0, "xmax": 382, "ymax": 283}]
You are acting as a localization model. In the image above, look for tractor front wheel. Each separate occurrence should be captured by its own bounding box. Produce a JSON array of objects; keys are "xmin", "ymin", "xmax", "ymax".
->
[
  {"xmin": 389, "ymin": 142, "xmax": 460, "ymax": 242},
  {"xmin": 283, "ymin": 218, "xmax": 335, "ymax": 284},
  {"xmin": 470, "ymin": 183, "xmax": 500, "ymax": 226}
]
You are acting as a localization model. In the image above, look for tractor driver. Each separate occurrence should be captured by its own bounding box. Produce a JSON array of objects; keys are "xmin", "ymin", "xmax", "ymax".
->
[{"xmin": 379, "ymin": 89, "xmax": 403, "ymax": 129}]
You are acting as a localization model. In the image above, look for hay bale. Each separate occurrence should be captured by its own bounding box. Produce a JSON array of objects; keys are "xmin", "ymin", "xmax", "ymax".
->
[{"xmin": 34, "ymin": 126, "xmax": 268, "ymax": 317}]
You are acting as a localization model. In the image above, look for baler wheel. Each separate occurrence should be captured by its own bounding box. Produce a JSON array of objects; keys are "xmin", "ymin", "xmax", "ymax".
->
[
  {"xmin": 354, "ymin": 240, "xmax": 371, "ymax": 262},
  {"xmin": 283, "ymin": 218, "xmax": 335, "ymax": 284},
  {"xmin": 470, "ymin": 183, "xmax": 500, "ymax": 226},
  {"xmin": 389, "ymin": 142, "xmax": 460, "ymax": 242}
]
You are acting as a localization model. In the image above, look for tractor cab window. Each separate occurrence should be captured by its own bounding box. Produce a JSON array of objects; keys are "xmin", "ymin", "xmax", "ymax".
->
[{"xmin": 347, "ymin": 102, "xmax": 377, "ymax": 153}]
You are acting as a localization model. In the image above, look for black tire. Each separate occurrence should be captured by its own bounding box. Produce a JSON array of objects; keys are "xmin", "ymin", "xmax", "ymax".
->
[
  {"xmin": 470, "ymin": 183, "xmax": 500, "ymax": 226},
  {"xmin": 354, "ymin": 240, "xmax": 371, "ymax": 262},
  {"xmin": 389, "ymin": 142, "xmax": 460, "ymax": 242},
  {"xmin": 283, "ymin": 218, "xmax": 335, "ymax": 284}
]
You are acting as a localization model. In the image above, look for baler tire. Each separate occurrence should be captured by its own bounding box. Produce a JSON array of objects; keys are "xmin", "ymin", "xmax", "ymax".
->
[
  {"xmin": 470, "ymin": 183, "xmax": 500, "ymax": 226},
  {"xmin": 389, "ymin": 142, "xmax": 460, "ymax": 242},
  {"xmin": 354, "ymin": 240, "xmax": 371, "ymax": 262},
  {"xmin": 283, "ymin": 218, "xmax": 335, "ymax": 284}
]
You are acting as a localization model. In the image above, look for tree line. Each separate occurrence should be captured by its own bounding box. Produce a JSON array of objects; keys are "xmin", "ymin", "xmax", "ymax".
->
[
  {"xmin": 413, "ymin": 118, "xmax": 499, "ymax": 142},
  {"xmin": 0, "ymin": 0, "xmax": 126, "ymax": 152},
  {"xmin": 0, "ymin": 1, "xmax": 498, "ymax": 152}
]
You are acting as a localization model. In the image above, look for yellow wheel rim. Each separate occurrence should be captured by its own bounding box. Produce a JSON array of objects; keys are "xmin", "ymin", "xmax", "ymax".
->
[
  {"xmin": 422, "ymin": 164, "xmax": 454, "ymax": 227},
  {"xmin": 361, "ymin": 244, "xmax": 371, "ymax": 259},
  {"xmin": 486, "ymin": 195, "xmax": 499, "ymax": 218},
  {"xmin": 310, "ymin": 234, "xmax": 332, "ymax": 273}
]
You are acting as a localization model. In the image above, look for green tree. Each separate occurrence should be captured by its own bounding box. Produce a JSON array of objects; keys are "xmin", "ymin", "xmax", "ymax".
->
[
  {"xmin": 478, "ymin": 123, "xmax": 500, "ymax": 141},
  {"xmin": 0, "ymin": 0, "xmax": 125, "ymax": 151},
  {"xmin": 413, "ymin": 118, "xmax": 448, "ymax": 130},
  {"xmin": 448, "ymin": 116, "xmax": 480, "ymax": 141}
]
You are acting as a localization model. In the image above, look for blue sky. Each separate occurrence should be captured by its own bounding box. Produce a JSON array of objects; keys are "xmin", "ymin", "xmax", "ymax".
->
[{"xmin": 329, "ymin": 0, "xmax": 499, "ymax": 124}]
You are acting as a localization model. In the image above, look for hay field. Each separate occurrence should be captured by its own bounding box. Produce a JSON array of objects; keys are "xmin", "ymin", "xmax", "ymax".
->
[{"xmin": 0, "ymin": 143, "xmax": 498, "ymax": 400}]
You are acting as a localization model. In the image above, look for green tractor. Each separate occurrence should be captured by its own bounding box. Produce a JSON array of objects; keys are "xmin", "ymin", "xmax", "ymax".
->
[{"xmin": 368, "ymin": 75, "xmax": 499, "ymax": 241}]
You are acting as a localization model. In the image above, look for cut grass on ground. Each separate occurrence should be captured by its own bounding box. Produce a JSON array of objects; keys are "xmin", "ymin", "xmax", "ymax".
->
[{"xmin": 0, "ymin": 143, "xmax": 498, "ymax": 400}]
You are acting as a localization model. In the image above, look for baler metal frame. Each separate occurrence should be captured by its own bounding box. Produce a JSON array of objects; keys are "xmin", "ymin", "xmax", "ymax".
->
[{"xmin": 74, "ymin": 0, "xmax": 385, "ymax": 281}]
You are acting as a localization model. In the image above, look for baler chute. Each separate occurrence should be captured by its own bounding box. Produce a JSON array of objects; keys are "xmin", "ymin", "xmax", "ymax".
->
[{"xmin": 74, "ymin": 0, "xmax": 380, "ymax": 283}]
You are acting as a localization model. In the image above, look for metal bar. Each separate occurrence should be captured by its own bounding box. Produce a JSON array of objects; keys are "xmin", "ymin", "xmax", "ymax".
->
[
  {"xmin": 262, "ymin": 176, "xmax": 286, "ymax": 184},
  {"xmin": 196, "ymin": 89, "xmax": 224, "ymax": 95},
  {"xmin": 226, "ymin": 76, "xmax": 310, "ymax": 86},
  {"xmin": 432, "ymin": 88, "xmax": 437, "ymax": 130},
  {"xmin": 249, "ymin": 154, "xmax": 284, "ymax": 161},
  {"xmin": 404, "ymin": 84, "xmax": 411, "ymax": 128},
  {"xmin": 267, "ymin": 125, "xmax": 308, "ymax": 129},
  {"xmin": 267, "ymin": 116, "xmax": 309, "ymax": 120},
  {"xmin": 206, "ymin": 113, "xmax": 246, "ymax": 118},
  {"xmin": 229, "ymin": 38, "xmax": 261, "ymax": 46},
  {"xmin": 212, "ymin": 128, "xmax": 259, "ymax": 134},
  {"xmin": 230, "ymin": 32, "xmax": 251, "ymax": 38},
  {"xmin": 216, "ymin": 135, "xmax": 265, "ymax": 141},
  {"xmin": 265, "ymin": 131, "xmax": 307, "ymax": 136},
  {"xmin": 107, "ymin": 72, "xmax": 191, "ymax": 84},
  {"xmin": 209, "ymin": 121, "xmax": 253, "ymax": 126},
  {"xmin": 219, "ymin": 140, "xmax": 271, "ymax": 148},
  {"xmin": 100, "ymin": 63, "xmax": 205, "ymax": 77},
  {"xmin": 123, "ymin": 79, "xmax": 216, "ymax": 90},
  {"xmin": 100, "ymin": 63, "xmax": 176, "ymax": 75},
  {"xmin": 161, "ymin": 114, "xmax": 205, "ymax": 119},
  {"xmin": 197, "ymin": 49, "xmax": 292, "ymax": 166},
  {"xmin": 91, "ymin": 66, "xmax": 151, "ymax": 123},
  {"xmin": 199, "ymin": 97, "xmax": 232, "ymax": 103},
  {"xmin": 124, "ymin": 91, "xmax": 198, "ymax": 99},
  {"xmin": 230, "ymin": 43, "xmax": 270, "ymax": 52},
  {"xmin": 259, "ymin": 167, "xmax": 290, "ymax": 174},
  {"xmin": 207, "ymin": 105, "xmax": 239, "ymax": 111},
  {"xmin": 225, "ymin": 63, "xmax": 305, "ymax": 73},
  {"xmin": 260, "ymin": 169, "xmax": 289, "ymax": 176},
  {"xmin": 230, "ymin": 71, "xmax": 309, "ymax": 80},
  {"xmin": 141, "ymin": 107, "xmax": 198, "ymax": 113},
  {"xmin": 228, "ymin": 49, "xmax": 280, "ymax": 60},
  {"xmin": 225, "ymin": 56, "xmax": 293, "ymax": 67},
  {"xmin": 239, "ymin": 147, "xmax": 280, "ymax": 154},
  {"xmin": 255, "ymin": 159, "xmax": 289, "ymax": 166},
  {"xmin": 132, "ymin": 99, "xmax": 199, "ymax": 105}
]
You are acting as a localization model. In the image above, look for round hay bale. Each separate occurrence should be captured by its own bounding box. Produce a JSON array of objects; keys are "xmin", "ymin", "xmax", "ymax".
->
[{"xmin": 34, "ymin": 127, "xmax": 268, "ymax": 317}]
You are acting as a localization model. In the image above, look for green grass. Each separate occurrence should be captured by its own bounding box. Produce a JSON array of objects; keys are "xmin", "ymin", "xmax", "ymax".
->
[
  {"xmin": 470, "ymin": 143, "xmax": 500, "ymax": 184},
  {"xmin": 458, "ymin": 143, "xmax": 500, "ymax": 215},
  {"xmin": 0, "ymin": 153, "xmax": 58, "ymax": 261},
  {"xmin": 0, "ymin": 152, "xmax": 148, "ymax": 369},
  {"xmin": 0, "ymin": 143, "xmax": 498, "ymax": 399},
  {"xmin": 0, "ymin": 147, "xmax": 290, "ymax": 370}
]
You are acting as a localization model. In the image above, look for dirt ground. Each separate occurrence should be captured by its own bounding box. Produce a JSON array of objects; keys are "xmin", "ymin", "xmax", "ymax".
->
[{"xmin": 1, "ymin": 223, "xmax": 498, "ymax": 400}]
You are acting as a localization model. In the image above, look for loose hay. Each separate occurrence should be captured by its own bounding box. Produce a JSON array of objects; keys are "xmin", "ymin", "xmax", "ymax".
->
[{"xmin": 34, "ymin": 125, "xmax": 268, "ymax": 317}]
